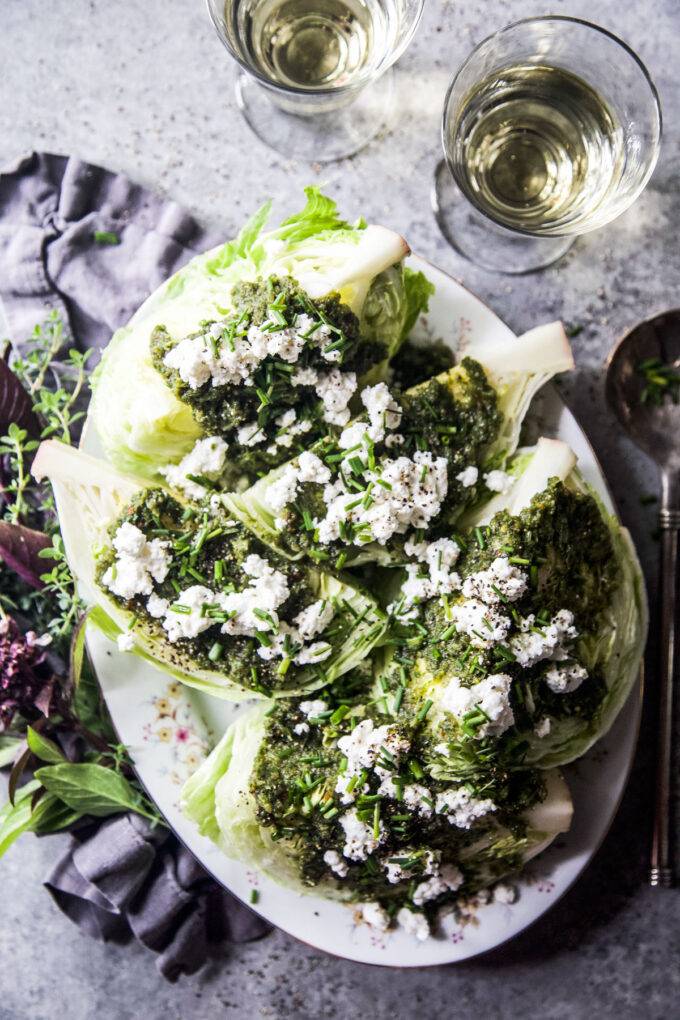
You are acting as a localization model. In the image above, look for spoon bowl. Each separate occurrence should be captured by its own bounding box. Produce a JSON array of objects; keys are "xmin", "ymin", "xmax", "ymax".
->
[{"xmin": 606, "ymin": 308, "xmax": 680, "ymax": 471}]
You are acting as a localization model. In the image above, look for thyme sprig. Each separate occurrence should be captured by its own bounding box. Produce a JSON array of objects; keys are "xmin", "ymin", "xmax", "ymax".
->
[{"xmin": 0, "ymin": 313, "xmax": 164, "ymax": 857}]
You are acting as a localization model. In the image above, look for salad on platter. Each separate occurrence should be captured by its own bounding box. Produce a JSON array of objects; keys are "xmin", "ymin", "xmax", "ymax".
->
[{"xmin": 32, "ymin": 189, "xmax": 647, "ymax": 944}]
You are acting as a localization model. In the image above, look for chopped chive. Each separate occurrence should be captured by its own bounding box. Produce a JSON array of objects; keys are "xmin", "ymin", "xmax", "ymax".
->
[
  {"xmin": 208, "ymin": 642, "xmax": 223, "ymax": 662},
  {"xmin": 249, "ymin": 889, "xmax": 259, "ymax": 905},
  {"xmin": 416, "ymin": 699, "xmax": 433, "ymax": 722},
  {"xmin": 93, "ymin": 230, "xmax": 120, "ymax": 245}
]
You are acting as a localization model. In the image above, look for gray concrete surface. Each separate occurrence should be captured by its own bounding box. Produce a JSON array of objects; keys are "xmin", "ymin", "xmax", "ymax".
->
[{"xmin": 1, "ymin": 0, "xmax": 679, "ymax": 1017}]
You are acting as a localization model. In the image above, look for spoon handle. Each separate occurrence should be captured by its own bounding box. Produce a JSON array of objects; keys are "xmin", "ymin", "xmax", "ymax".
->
[{"xmin": 649, "ymin": 502, "xmax": 679, "ymax": 887}]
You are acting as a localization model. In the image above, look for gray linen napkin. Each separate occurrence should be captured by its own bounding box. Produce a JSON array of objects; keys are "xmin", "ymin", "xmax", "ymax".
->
[{"xmin": 0, "ymin": 151, "xmax": 271, "ymax": 980}]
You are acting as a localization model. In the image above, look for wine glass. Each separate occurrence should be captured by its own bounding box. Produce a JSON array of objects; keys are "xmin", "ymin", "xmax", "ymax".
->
[
  {"xmin": 432, "ymin": 17, "xmax": 662, "ymax": 274},
  {"xmin": 207, "ymin": 0, "xmax": 425, "ymax": 162}
]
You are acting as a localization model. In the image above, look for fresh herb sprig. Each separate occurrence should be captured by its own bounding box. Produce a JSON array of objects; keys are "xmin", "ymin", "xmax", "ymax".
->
[
  {"xmin": 636, "ymin": 356, "xmax": 680, "ymax": 406},
  {"xmin": 0, "ymin": 313, "xmax": 164, "ymax": 858}
]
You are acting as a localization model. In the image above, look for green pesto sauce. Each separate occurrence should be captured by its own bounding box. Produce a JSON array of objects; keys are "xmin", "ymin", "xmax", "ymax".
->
[
  {"xmin": 389, "ymin": 338, "xmax": 455, "ymax": 390},
  {"xmin": 96, "ymin": 488, "xmax": 331, "ymax": 694},
  {"xmin": 150, "ymin": 276, "xmax": 386, "ymax": 482},
  {"xmin": 414, "ymin": 480, "xmax": 618, "ymax": 744},
  {"xmin": 249, "ymin": 694, "xmax": 545, "ymax": 907},
  {"xmin": 273, "ymin": 357, "xmax": 503, "ymax": 562}
]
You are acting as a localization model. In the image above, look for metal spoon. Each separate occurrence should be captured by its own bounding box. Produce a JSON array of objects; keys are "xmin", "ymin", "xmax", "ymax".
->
[{"xmin": 606, "ymin": 309, "xmax": 680, "ymax": 888}]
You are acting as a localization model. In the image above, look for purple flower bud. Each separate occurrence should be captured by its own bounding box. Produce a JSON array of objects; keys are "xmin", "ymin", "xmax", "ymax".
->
[{"xmin": 0, "ymin": 616, "xmax": 54, "ymax": 729}]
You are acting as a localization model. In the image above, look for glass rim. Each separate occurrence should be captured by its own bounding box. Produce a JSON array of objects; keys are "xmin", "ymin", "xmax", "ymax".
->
[
  {"xmin": 441, "ymin": 14, "xmax": 663, "ymax": 150},
  {"xmin": 206, "ymin": 0, "xmax": 426, "ymax": 99}
]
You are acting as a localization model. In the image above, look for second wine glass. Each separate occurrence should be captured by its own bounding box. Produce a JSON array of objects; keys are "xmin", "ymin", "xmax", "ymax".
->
[
  {"xmin": 432, "ymin": 17, "xmax": 662, "ymax": 274},
  {"xmin": 207, "ymin": 0, "xmax": 424, "ymax": 162}
]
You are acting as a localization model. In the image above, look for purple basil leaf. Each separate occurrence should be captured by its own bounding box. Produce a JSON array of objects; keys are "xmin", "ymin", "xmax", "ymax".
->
[
  {"xmin": 0, "ymin": 520, "xmax": 52, "ymax": 589},
  {"xmin": 0, "ymin": 359, "xmax": 40, "ymax": 437}
]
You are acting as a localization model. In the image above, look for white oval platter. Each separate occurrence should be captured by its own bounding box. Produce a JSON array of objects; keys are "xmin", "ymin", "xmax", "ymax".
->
[{"xmin": 83, "ymin": 256, "xmax": 642, "ymax": 966}]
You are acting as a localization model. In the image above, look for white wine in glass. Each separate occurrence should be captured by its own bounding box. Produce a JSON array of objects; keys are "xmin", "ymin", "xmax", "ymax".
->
[
  {"xmin": 433, "ymin": 17, "xmax": 662, "ymax": 274},
  {"xmin": 208, "ymin": 0, "xmax": 424, "ymax": 161}
]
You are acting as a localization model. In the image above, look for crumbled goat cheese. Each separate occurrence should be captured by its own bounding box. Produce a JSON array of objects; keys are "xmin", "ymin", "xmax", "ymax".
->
[
  {"xmin": 272, "ymin": 409, "xmax": 312, "ymax": 448},
  {"xmin": 160, "ymin": 436, "xmax": 228, "ymax": 499},
  {"xmin": 162, "ymin": 585, "xmax": 219, "ymax": 642},
  {"xmin": 291, "ymin": 366, "xmax": 319, "ymax": 387},
  {"xmin": 461, "ymin": 555, "xmax": 528, "ymax": 605},
  {"xmin": 316, "ymin": 451, "xmax": 449, "ymax": 547},
  {"xmin": 396, "ymin": 908, "xmax": 430, "ymax": 941},
  {"xmin": 446, "ymin": 598, "xmax": 511, "ymax": 648},
  {"xmin": 434, "ymin": 742, "xmax": 451, "ymax": 757},
  {"xmin": 265, "ymin": 452, "xmax": 331, "ymax": 513},
  {"xmin": 434, "ymin": 788, "xmax": 497, "ymax": 829},
  {"xmin": 441, "ymin": 673, "xmax": 515, "ymax": 738},
  {"xmin": 256, "ymin": 598, "xmax": 335, "ymax": 667},
  {"xmin": 315, "ymin": 369, "xmax": 357, "ymax": 426},
  {"xmin": 337, "ymin": 383, "xmax": 402, "ymax": 447},
  {"xmin": 336, "ymin": 719, "xmax": 410, "ymax": 804},
  {"xmin": 412, "ymin": 864, "xmax": 464, "ymax": 905},
  {"xmin": 340, "ymin": 809, "xmax": 386, "ymax": 861},
  {"xmin": 509, "ymin": 609, "xmax": 578, "ymax": 667},
  {"xmin": 266, "ymin": 464, "xmax": 300, "ymax": 514},
  {"xmin": 298, "ymin": 451, "xmax": 331, "ymax": 484},
  {"xmin": 220, "ymin": 554, "xmax": 290, "ymax": 637},
  {"xmin": 534, "ymin": 717, "xmax": 552, "ymax": 737},
  {"xmin": 299, "ymin": 699, "xmax": 328, "ymax": 719},
  {"xmin": 545, "ymin": 662, "xmax": 588, "ymax": 693},
  {"xmin": 493, "ymin": 883, "xmax": 517, "ymax": 905},
  {"xmin": 337, "ymin": 719, "xmax": 410, "ymax": 778},
  {"xmin": 237, "ymin": 421, "xmax": 266, "ymax": 447},
  {"xmin": 146, "ymin": 593, "xmax": 169, "ymax": 618},
  {"xmin": 385, "ymin": 433, "xmax": 405, "ymax": 448},
  {"xmin": 116, "ymin": 632, "xmax": 135, "ymax": 653},
  {"xmin": 294, "ymin": 600, "xmax": 334, "ymax": 640},
  {"xmin": 361, "ymin": 901, "xmax": 391, "ymax": 932},
  {"xmin": 102, "ymin": 523, "xmax": 171, "ymax": 601},
  {"xmin": 484, "ymin": 469, "xmax": 514, "ymax": 493},
  {"xmin": 389, "ymin": 536, "xmax": 462, "ymax": 617},
  {"xmin": 293, "ymin": 722, "xmax": 309, "ymax": 736},
  {"xmin": 378, "ymin": 777, "xmax": 433, "ymax": 818},
  {"xmin": 456, "ymin": 465, "xmax": 479, "ymax": 487},
  {"xmin": 164, "ymin": 312, "xmax": 328, "ymax": 392},
  {"xmin": 383, "ymin": 849, "xmax": 439, "ymax": 884},
  {"xmin": 294, "ymin": 642, "xmax": 333, "ymax": 666},
  {"xmin": 324, "ymin": 849, "xmax": 350, "ymax": 878}
]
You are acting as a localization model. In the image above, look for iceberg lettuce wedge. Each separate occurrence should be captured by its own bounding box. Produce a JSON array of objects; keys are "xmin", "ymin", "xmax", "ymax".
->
[
  {"xmin": 378, "ymin": 439, "xmax": 646, "ymax": 770},
  {"xmin": 181, "ymin": 696, "xmax": 572, "ymax": 908},
  {"xmin": 90, "ymin": 189, "xmax": 431, "ymax": 481},
  {"xmin": 224, "ymin": 323, "xmax": 573, "ymax": 567},
  {"xmin": 32, "ymin": 440, "xmax": 386, "ymax": 700}
]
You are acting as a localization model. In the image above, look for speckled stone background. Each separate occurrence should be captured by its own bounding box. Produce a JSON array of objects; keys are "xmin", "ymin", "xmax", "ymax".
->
[{"xmin": 1, "ymin": 0, "xmax": 679, "ymax": 1017}]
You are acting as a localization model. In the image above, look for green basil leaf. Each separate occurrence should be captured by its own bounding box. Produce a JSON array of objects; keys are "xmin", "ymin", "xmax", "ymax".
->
[
  {"xmin": 0, "ymin": 734, "xmax": 23, "ymax": 768},
  {"xmin": 27, "ymin": 797, "xmax": 83, "ymax": 834},
  {"xmin": 34, "ymin": 763, "xmax": 139, "ymax": 817},
  {"xmin": 0, "ymin": 779, "xmax": 42, "ymax": 856},
  {"xmin": 26, "ymin": 726, "xmax": 66, "ymax": 764}
]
